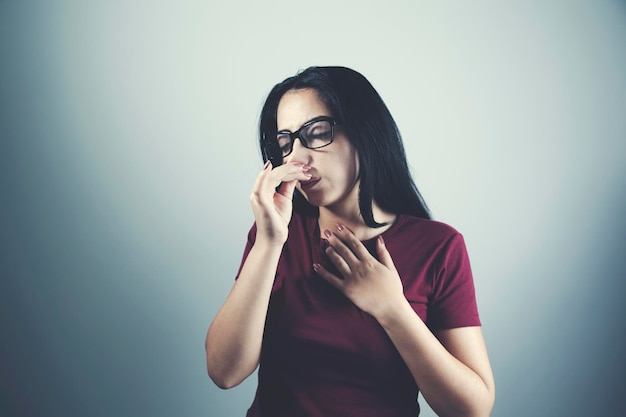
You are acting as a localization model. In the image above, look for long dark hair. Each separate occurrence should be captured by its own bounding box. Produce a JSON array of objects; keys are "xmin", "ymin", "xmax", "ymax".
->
[{"xmin": 259, "ymin": 66, "xmax": 431, "ymax": 226}]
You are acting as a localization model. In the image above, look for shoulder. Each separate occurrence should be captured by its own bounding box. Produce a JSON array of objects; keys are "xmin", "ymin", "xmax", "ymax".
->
[
  {"xmin": 381, "ymin": 215, "xmax": 470, "ymax": 273},
  {"xmin": 387, "ymin": 216, "xmax": 480, "ymax": 329}
]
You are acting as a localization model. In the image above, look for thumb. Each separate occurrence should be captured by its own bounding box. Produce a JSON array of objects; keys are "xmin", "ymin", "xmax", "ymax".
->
[
  {"xmin": 277, "ymin": 180, "xmax": 297, "ymax": 200},
  {"xmin": 376, "ymin": 236, "xmax": 397, "ymax": 271}
]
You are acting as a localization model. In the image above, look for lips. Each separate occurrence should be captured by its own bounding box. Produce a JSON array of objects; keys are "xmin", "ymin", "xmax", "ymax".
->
[{"xmin": 299, "ymin": 177, "xmax": 320, "ymax": 191}]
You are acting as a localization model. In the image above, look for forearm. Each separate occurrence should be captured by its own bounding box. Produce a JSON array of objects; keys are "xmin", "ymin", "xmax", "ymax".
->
[
  {"xmin": 205, "ymin": 241, "xmax": 282, "ymax": 389},
  {"xmin": 377, "ymin": 301, "xmax": 495, "ymax": 417}
]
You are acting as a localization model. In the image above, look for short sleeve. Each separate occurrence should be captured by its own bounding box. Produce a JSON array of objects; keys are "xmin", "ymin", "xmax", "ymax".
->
[{"xmin": 427, "ymin": 233, "xmax": 481, "ymax": 330}]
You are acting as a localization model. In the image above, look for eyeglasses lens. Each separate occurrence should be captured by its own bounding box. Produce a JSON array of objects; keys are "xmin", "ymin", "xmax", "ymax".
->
[{"xmin": 276, "ymin": 120, "xmax": 333, "ymax": 157}]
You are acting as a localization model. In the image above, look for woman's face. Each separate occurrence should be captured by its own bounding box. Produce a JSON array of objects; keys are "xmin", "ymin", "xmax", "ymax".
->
[{"xmin": 276, "ymin": 88, "xmax": 360, "ymax": 211}]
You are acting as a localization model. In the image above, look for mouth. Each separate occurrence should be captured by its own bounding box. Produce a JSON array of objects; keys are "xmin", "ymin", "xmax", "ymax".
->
[{"xmin": 299, "ymin": 177, "xmax": 320, "ymax": 191}]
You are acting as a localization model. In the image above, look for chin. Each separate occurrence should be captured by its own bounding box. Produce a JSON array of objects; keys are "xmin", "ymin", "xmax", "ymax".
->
[{"xmin": 298, "ymin": 191, "xmax": 325, "ymax": 208}]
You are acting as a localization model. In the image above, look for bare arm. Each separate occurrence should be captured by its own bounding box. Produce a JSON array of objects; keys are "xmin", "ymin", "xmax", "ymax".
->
[
  {"xmin": 378, "ymin": 306, "xmax": 495, "ymax": 416},
  {"xmin": 315, "ymin": 226, "xmax": 495, "ymax": 416},
  {"xmin": 205, "ymin": 242, "xmax": 281, "ymax": 389},
  {"xmin": 205, "ymin": 161, "xmax": 311, "ymax": 389}
]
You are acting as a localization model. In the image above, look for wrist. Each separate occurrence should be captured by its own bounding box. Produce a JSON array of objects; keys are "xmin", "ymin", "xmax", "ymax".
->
[
  {"xmin": 252, "ymin": 237, "xmax": 286, "ymax": 254},
  {"xmin": 255, "ymin": 233, "xmax": 287, "ymax": 249},
  {"xmin": 374, "ymin": 297, "xmax": 415, "ymax": 330}
]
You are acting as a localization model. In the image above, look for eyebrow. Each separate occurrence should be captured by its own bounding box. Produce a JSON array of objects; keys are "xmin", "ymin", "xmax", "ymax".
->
[{"xmin": 277, "ymin": 115, "xmax": 332, "ymax": 133}]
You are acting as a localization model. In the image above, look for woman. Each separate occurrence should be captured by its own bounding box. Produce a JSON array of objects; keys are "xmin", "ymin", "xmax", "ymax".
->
[{"xmin": 206, "ymin": 66, "xmax": 495, "ymax": 416}]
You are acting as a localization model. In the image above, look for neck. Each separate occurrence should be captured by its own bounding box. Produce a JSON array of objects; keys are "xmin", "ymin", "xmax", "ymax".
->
[{"xmin": 318, "ymin": 201, "xmax": 396, "ymax": 241}]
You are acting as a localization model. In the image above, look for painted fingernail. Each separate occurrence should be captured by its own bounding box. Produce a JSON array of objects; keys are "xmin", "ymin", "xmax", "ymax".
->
[
  {"xmin": 323, "ymin": 230, "xmax": 331, "ymax": 238},
  {"xmin": 378, "ymin": 235, "xmax": 385, "ymax": 246},
  {"xmin": 302, "ymin": 164, "xmax": 311, "ymax": 171},
  {"xmin": 336, "ymin": 223, "xmax": 345, "ymax": 232},
  {"xmin": 313, "ymin": 263, "xmax": 320, "ymax": 272},
  {"xmin": 263, "ymin": 160, "xmax": 271, "ymax": 170}
]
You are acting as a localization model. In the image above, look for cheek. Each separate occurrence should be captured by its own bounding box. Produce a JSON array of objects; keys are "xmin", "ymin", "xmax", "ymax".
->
[
  {"xmin": 335, "ymin": 140, "xmax": 359, "ymax": 169},
  {"xmin": 333, "ymin": 155, "xmax": 360, "ymax": 189}
]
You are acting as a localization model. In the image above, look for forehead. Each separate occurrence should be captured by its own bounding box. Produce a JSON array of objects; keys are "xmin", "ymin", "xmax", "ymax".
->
[{"xmin": 276, "ymin": 88, "xmax": 331, "ymax": 131}]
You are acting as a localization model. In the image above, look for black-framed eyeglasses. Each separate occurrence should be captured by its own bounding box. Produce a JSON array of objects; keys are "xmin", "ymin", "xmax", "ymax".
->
[{"xmin": 276, "ymin": 116, "xmax": 337, "ymax": 157}]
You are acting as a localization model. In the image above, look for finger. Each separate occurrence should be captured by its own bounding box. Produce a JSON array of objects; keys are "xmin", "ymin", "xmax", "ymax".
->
[
  {"xmin": 376, "ymin": 235, "xmax": 397, "ymax": 272},
  {"xmin": 323, "ymin": 228, "xmax": 360, "ymax": 267},
  {"xmin": 252, "ymin": 162, "xmax": 310, "ymax": 203},
  {"xmin": 313, "ymin": 263, "xmax": 345, "ymax": 291},
  {"xmin": 276, "ymin": 179, "xmax": 297, "ymax": 200},
  {"xmin": 269, "ymin": 162, "xmax": 312, "ymax": 187},
  {"xmin": 332, "ymin": 224, "xmax": 371, "ymax": 261},
  {"xmin": 324, "ymin": 244, "xmax": 352, "ymax": 277},
  {"xmin": 250, "ymin": 161, "xmax": 276, "ymax": 207},
  {"xmin": 252, "ymin": 160, "xmax": 272, "ymax": 190}
]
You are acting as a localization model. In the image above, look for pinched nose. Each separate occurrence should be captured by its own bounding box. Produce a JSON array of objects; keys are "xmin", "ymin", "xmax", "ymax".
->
[{"xmin": 285, "ymin": 139, "xmax": 312, "ymax": 165}]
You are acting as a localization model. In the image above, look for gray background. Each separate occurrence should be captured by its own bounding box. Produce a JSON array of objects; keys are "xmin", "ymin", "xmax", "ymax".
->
[{"xmin": 1, "ymin": 1, "xmax": 625, "ymax": 416}]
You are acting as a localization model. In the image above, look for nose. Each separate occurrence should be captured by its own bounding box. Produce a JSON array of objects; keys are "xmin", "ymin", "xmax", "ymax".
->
[{"xmin": 286, "ymin": 138, "xmax": 311, "ymax": 164}]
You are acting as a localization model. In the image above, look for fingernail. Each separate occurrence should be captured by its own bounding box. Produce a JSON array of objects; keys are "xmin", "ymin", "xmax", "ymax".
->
[
  {"xmin": 336, "ymin": 223, "xmax": 345, "ymax": 232},
  {"xmin": 302, "ymin": 164, "xmax": 311, "ymax": 171},
  {"xmin": 263, "ymin": 160, "xmax": 271, "ymax": 170},
  {"xmin": 313, "ymin": 263, "xmax": 320, "ymax": 272},
  {"xmin": 378, "ymin": 235, "xmax": 385, "ymax": 246},
  {"xmin": 323, "ymin": 230, "xmax": 331, "ymax": 238}
]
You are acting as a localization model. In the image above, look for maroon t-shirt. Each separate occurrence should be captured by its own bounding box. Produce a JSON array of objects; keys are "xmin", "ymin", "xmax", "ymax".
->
[{"xmin": 237, "ymin": 210, "xmax": 481, "ymax": 417}]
